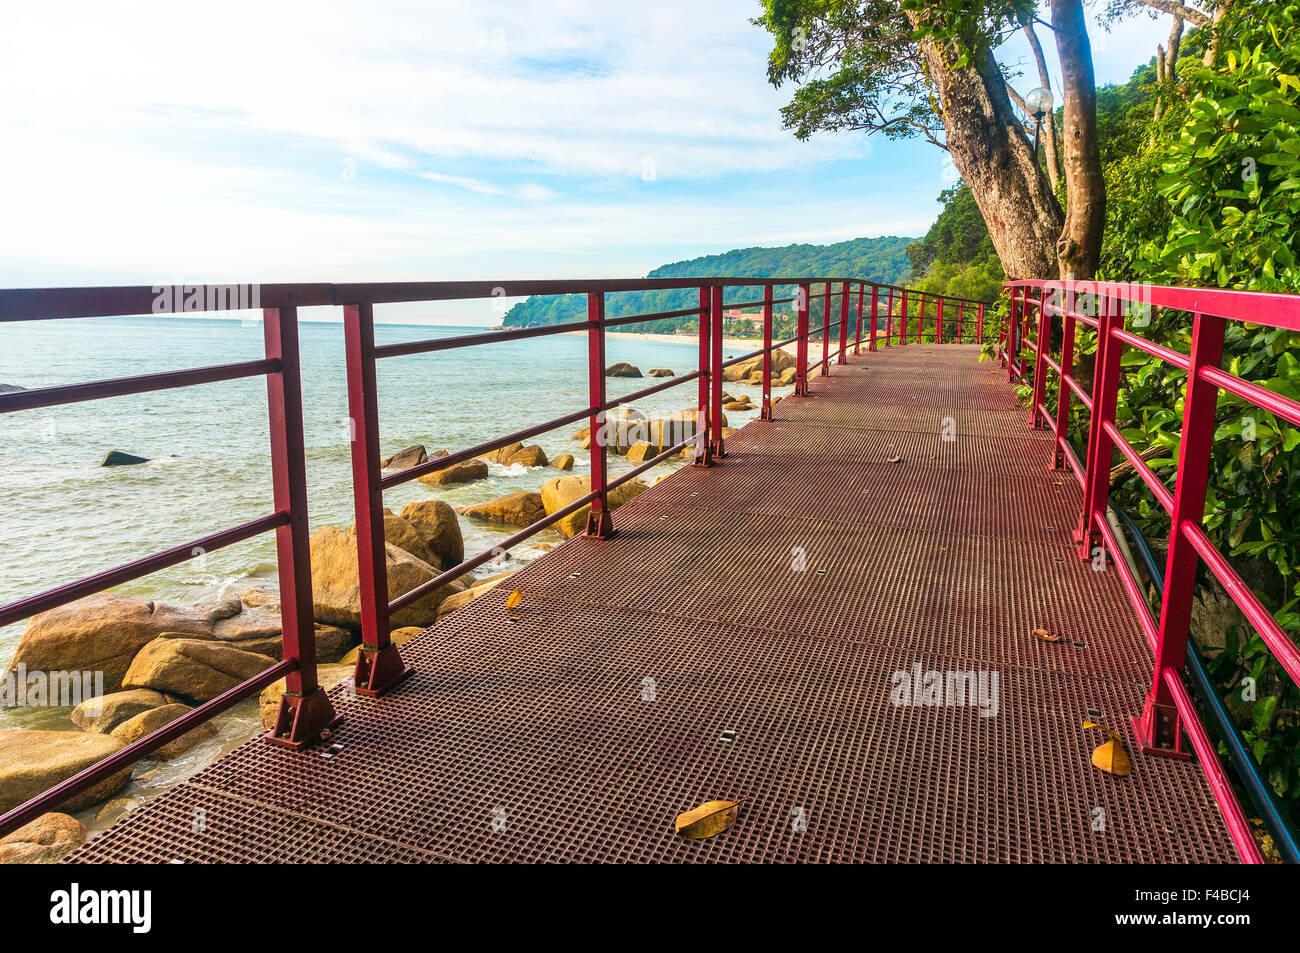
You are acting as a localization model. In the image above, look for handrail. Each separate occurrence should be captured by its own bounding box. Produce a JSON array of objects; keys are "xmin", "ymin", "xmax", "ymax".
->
[
  {"xmin": 0, "ymin": 301, "xmax": 339, "ymax": 839},
  {"xmin": 340, "ymin": 276, "xmax": 991, "ymax": 696},
  {"xmin": 1002, "ymin": 275, "xmax": 1300, "ymax": 864},
  {"xmin": 0, "ymin": 273, "xmax": 989, "ymax": 840}
]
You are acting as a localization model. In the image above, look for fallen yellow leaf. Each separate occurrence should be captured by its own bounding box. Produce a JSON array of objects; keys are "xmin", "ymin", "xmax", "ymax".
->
[
  {"xmin": 505, "ymin": 589, "xmax": 523, "ymax": 609},
  {"xmin": 1034, "ymin": 628, "xmax": 1066, "ymax": 643},
  {"xmin": 1082, "ymin": 722, "xmax": 1132, "ymax": 776},
  {"xmin": 674, "ymin": 798, "xmax": 747, "ymax": 839}
]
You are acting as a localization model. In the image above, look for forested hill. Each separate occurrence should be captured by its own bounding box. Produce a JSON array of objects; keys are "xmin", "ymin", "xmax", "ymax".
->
[{"xmin": 501, "ymin": 236, "xmax": 915, "ymax": 332}]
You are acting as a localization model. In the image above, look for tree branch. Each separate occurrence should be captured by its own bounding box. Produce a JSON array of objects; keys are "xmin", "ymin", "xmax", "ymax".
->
[{"xmin": 1131, "ymin": 0, "xmax": 1210, "ymax": 27}]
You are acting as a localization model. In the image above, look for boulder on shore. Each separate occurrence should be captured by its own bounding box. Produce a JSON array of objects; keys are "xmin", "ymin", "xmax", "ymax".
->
[
  {"xmin": 0, "ymin": 730, "xmax": 132, "ymax": 814},
  {"xmin": 605, "ymin": 362, "xmax": 642, "ymax": 378},
  {"xmin": 0, "ymin": 813, "xmax": 86, "ymax": 864},
  {"xmin": 70, "ymin": 688, "xmax": 176, "ymax": 734},
  {"xmin": 101, "ymin": 450, "xmax": 150, "ymax": 466},
  {"xmin": 457, "ymin": 492, "xmax": 545, "ymax": 527},
  {"xmin": 436, "ymin": 571, "xmax": 517, "ymax": 618},
  {"xmin": 538, "ymin": 475, "xmax": 649, "ymax": 538},
  {"xmin": 626, "ymin": 441, "xmax": 654, "ymax": 464},
  {"xmin": 479, "ymin": 441, "xmax": 523, "ymax": 464},
  {"xmin": 552, "ymin": 453, "xmax": 575, "ymax": 471},
  {"xmin": 338, "ymin": 627, "xmax": 424, "ymax": 665},
  {"xmin": 398, "ymin": 500, "xmax": 465, "ymax": 570},
  {"xmin": 723, "ymin": 346, "xmax": 794, "ymax": 382},
  {"xmin": 110, "ymin": 703, "xmax": 218, "ymax": 759},
  {"xmin": 122, "ymin": 638, "xmax": 276, "ymax": 704},
  {"xmin": 8, "ymin": 594, "xmax": 231, "ymax": 694},
  {"xmin": 647, "ymin": 368, "xmax": 675, "ymax": 377},
  {"xmin": 348, "ymin": 507, "xmax": 439, "ymax": 567},
  {"xmin": 505, "ymin": 444, "xmax": 548, "ymax": 467},
  {"xmin": 379, "ymin": 444, "xmax": 428, "ymax": 471},
  {"xmin": 309, "ymin": 525, "xmax": 458, "ymax": 630},
  {"xmin": 417, "ymin": 458, "xmax": 488, "ymax": 485}
]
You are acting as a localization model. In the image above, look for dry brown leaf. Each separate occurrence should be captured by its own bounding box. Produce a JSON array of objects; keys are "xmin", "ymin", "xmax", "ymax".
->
[
  {"xmin": 505, "ymin": 589, "xmax": 524, "ymax": 609},
  {"xmin": 886, "ymin": 455, "xmax": 903, "ymax": 464},
  {"xmin": 1082, "ymin": 722, "xmax": 1132, "ymax": 776},
  {"xmin": 1034, "ymin": 628, "xmax": 1066, "ymax": 643},
  {"xmin": 674, "ymin": 798, "xmax": 747, "ymax": 839}
]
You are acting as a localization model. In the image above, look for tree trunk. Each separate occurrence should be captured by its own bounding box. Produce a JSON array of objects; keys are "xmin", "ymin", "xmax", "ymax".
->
[
  {"xmin": 910, "ymin": 25, "xmax": 1062, "ymax": 279},
  {"xmin": 1051, "ymin": 0, "xmax": 1105, "ymax": 279}
]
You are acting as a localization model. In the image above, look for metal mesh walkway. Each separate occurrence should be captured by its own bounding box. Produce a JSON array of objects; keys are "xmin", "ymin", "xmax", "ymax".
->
[{"xmin": 67, "ymin": 344, "xmax": 1236, "ymax": 863}]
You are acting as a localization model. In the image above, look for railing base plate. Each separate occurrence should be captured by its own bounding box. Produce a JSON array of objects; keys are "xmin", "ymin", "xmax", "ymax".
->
[
  {"xmin": 265, "ymin": 685, "xmax": 342, "ymax": 750},
  {"xmin": 1132, "ymin": 700, "xmax": 1192, "ymax": 760},
  {"xmin": 354, "ymin": 642, "xmax": 416, "ymax": 697}
]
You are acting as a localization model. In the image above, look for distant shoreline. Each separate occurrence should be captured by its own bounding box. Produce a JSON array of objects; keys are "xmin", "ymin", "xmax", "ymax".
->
[{"xmin": 559, "ymin": 327, "xmax": 827, "ymax": 360}]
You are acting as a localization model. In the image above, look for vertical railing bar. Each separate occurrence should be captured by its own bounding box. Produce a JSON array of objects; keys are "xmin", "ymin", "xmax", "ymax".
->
[
  {"xmin": 853, "ymin": 282, "xmax": 864, "ymax": 355},
  {"xmin": 869, "ymin": 285, "xmax": 879, "ymax": 352},
  {"xmin": 761, "ymin": 282, "xmax": 774, "ymax": 420},
  {"xmin": 820, "ymin": 282, "xmax": 832, "ymax": 377},
  {"xmin": 795, "ymin": 282, "xmax": 810, "ymax": 395},
  {"xmin": 586, "ymin": 290, "xmax": 614, "ymax": 534},
  {"xmin": 1030, "ymin": 285, "xmax": 1051, "ymax": 427},
  {"xmin": 900, "ymin": 289, "xmax": 909, "ymax": 346},
  {"xmin": 1054, "ymin": 286, "xmax": 1077, "ymax": 470},
  {"xmin": 1137, "ymin": 310, "xmax": 1227, "ymax": 755},
  {"xmin": 710, "ymin": 283, "xmax": 725, "ymax": 455},
  {"xmin": 694, "ymin": 286, "xmax": 713, "ymax": 466},
  {"xmin": 263, "ymin": 306, "xmax": 340, "ymax": 747},
  {"xmin": 837, "ymin": 280, "xmax": 850, "ymax": 365},
  {"xmin": 343, "ymin": 302, "xmax": 413, "ymax": 697}
]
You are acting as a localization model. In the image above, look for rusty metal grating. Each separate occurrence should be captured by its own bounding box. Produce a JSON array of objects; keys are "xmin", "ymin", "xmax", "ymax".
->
[{"xmin": 67, "ymin": 344, "xmax": 1235, "ymax": 864}]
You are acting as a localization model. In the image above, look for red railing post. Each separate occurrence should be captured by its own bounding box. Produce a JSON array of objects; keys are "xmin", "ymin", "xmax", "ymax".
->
[
  {"xmin": 1053, "ymin": 286, "xmax": 1077, "ymax": 469},
  {"xmin": 916, "ymin": 293, "xmax": 925, "ymax": 344},
  {"xmin": 1006, "ymin": 288, "xmax": 1020, "ymax": 382},
  {"xmin": 885, "ymin": 287, "xmax": 894, "ymax": 346},
  {"xmin": 936, "ymin": 297, "xmax": 944, "ymax": 343},
  {"xmin": 1136, "ymin": 311, "xmax": 1227, "ymax": 756},
  {"xmin": 1077, "ymin": 289, "xmax": 1122, "ymax": 561},
  {"xmin": 837, "ymin": 280, "xmax": 849, "ymax": 365},
  {"xmin": 263, "ymin": 306, "xmax": 340, "ymax": 748},
  {"xmin": 710, "ymin": 283, "xmax": 726, "ymax": 456},
  {"xmin": 1030, "ymin": 286, "xmax": 1051, "ymax": 427},
  {"xmin": 760, "ymin": 283, "xmax": 774, "ymax": 420},
  {"xmin": 853, "ymin": 282, "xmax": 864, "ymax": 355},
  {"xmin": 977, "ymin": 301, "xmax": 984, "ymax": 343},
  {"xmin": 795, "ymin": 282, "xmax": 810, "ymax": 395},
  {"xmin": 900, "ymin": 289, "xmax": 909, "ymax": 346},
  {"xmin": 869, "ymin": 285, "xmax": 879, "ymax": 352},
  {"xmin": 693, "ymin": 286, "xmax": 713, "ymax": 466},
  {"xmin": 957, "ymin": 300, "xmax": 963, "ymax": 342},
  {"xmin": 820, "ymin": 283, "xmax": 832, "ymax": 376},
  {"xmin": 344, "ymin": 302, "xmax": 413, "ymax": 696},
  {"xmin": 585, "ymin": 290, "xmax": 615, "ymax": 535}
]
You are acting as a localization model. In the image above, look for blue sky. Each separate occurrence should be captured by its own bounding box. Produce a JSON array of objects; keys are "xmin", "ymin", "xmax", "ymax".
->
[{"xmin": 0, "ymin": 1, "xmax": 1173, "ymax": 324}]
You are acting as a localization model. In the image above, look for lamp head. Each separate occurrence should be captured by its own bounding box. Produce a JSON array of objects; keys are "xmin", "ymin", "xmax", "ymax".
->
[{"xmin": 1025, "ymin": 86, "xmax": 1054, "ymax": 120}]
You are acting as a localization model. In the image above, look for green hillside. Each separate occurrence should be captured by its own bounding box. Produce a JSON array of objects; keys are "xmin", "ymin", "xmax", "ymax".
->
[{"xmin": 501, "ymin": 236, "xmax": 915, "ymax": 334}]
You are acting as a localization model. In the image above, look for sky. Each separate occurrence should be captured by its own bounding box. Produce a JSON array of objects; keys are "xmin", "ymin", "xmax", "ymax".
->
[{"xmin": 0, "ymin": 1, "xmax": 1173, "ymax": 324}]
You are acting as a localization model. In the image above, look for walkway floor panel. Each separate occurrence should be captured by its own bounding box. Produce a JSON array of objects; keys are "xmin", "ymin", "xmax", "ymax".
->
[{"xmin": 67, "ymin": 343, "xmax": 1236, "ymax": 864}]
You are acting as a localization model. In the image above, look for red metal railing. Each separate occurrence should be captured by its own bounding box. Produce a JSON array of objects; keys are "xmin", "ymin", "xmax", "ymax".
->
[
  {"xmin": 0, "ymin": 286, "xmax": 340, "ymax": 839},
  {"xmin": 339, "ymin": 277, "xmax": 987, "ymax": 692},
  {"xmin": 0, "ymin": 275, "xmax": 977, "ymax": 837},
  {"xmin": 1002, "ymin": 277, "xmax": 1300, "ymax": 865}
]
